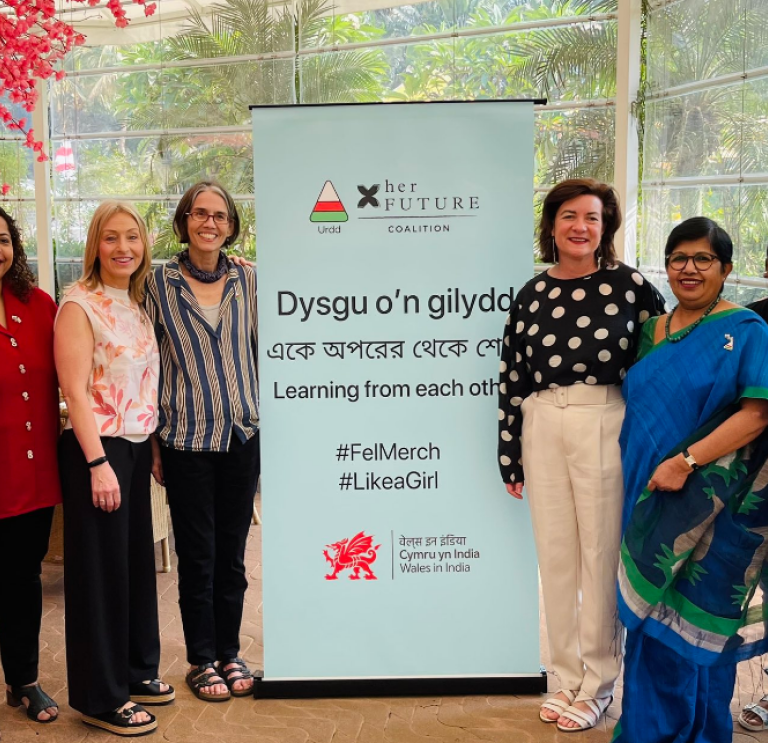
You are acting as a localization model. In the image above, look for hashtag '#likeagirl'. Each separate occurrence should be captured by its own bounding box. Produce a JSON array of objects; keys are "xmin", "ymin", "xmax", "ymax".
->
[
  {"xmin": 338, "ymin": 473, "xmax": 353, "ymax": 490},
  {"xmin": 336, "ymin": 444, "xmax": 350, "ymax": 461}
]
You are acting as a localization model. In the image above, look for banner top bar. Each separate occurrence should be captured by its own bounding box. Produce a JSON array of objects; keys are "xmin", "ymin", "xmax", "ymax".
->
[{"xmin": 249, "ymin": 98, "xmax": 547, "ymax": 110}]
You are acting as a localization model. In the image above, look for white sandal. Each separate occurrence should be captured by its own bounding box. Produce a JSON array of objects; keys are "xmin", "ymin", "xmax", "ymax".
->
[
  {"xmin": 539, "ymin": 689, "xmax": 577, "ymax": 723},
  {"xmin": 739, "ymin": 698, "xmax": 768, "ymax": 731},
  {"xmin": 556, "ymin": 696, "xmax": 612, "ymax": 732}
]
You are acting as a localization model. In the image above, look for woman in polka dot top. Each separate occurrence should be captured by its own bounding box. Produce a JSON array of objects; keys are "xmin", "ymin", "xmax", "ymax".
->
[{"xmin": 497, "ymin": 179, "xmax": 665, "ymax": 732}]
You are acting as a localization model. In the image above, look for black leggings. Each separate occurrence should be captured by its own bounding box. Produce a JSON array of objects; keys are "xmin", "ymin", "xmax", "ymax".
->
[{"xmin": 0, "ymin": 506, "xmax": 54, "ymax": 687}]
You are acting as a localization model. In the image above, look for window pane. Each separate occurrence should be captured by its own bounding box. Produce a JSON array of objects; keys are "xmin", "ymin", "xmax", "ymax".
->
[
  {"xmin": 0, "ymin": 140, "xmax": 35, "ymax": 200},
  {"xmin": 536, "ymin": 108, "xmax": 614, "ymax": 186},
  {"xmin": 641, "ymin": 185, "xmax": 768, "ymax": 284},
  {"xmin": 646, "ymin": 0, "xmax": 748, "ymax": 91}
]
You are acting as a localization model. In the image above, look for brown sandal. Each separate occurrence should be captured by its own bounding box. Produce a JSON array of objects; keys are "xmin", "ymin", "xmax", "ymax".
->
[
  {"xmin": 185, "ymin": 663, "xmax": 230, "ymax": 702},
  {"xmin": 217, "ymin": 658, "xmax": 254, "ymax": 697}
]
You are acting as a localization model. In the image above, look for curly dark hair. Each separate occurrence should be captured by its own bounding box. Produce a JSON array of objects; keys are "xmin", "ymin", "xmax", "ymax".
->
[{"xmin": 0, "ymin": 206, "xmax": 36, "ymax": 302}]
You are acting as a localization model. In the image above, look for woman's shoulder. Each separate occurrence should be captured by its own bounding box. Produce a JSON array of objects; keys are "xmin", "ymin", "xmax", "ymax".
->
[
  {"xmin": 59, "ymin": 281, "xmax": 89, "ymax": 302},
  {"xmin": 604, "ymin": 261, "xmax": 648, "ymax": 286},
  {"xmin": 232, "ymin": 260, "xmax": 256, "ymax": 280},
  {"xmin": 727, "ymin": 303, "xmax": 768, "ymax": 330},
  {"xmin": 27, "ymin": 286, "xmax": 57, "ymax": 312},
  {"xmin": 636, "ymin": 314, "xmax": 662, "ymax": 356},
  {"xmin": 518, "ymin": 271, "xmax": 552, "ymax": 296}
]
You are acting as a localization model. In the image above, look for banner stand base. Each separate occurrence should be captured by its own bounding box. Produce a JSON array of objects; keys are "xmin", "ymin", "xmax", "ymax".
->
[{"xmin": 252, "ymin": 672, "xmax": 547, "ymax": 699}]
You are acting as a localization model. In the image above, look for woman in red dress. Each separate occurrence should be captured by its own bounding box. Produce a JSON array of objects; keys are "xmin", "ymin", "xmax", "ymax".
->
[{"xmin": 0, "ymin": 206, "xmax": 61, "ymax": 725}]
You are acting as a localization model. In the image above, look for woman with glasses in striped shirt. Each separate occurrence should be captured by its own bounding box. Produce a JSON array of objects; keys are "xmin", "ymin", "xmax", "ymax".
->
[{"xmin": 145, "ymin": 181, "xmax": 260, "ymax": 703}]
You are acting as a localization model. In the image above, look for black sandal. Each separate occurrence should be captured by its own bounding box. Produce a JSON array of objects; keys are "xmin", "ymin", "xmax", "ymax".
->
[
  {"xmin": 185, "ymin": 663, "xmax": 230, "ymax": 702},
  {"xmin": 218, "ymin": 657, "xmax": 254, "ymax": 697},
  {"xmin": 82, "ymin": 703, "xmax": 157, "ymax": 737},
  {"xmin": 6, "ymin": 684, "xmax": 58, "ymax": 723},
  {"xmin": 129, "ymin": 679, "xmax": 175, "ymax": 706}
]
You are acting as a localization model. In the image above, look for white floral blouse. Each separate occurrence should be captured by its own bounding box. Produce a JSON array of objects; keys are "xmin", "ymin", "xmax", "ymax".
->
[{"xmin": 59, "ymin": 282, "xmax": 159, "ymax": 440}]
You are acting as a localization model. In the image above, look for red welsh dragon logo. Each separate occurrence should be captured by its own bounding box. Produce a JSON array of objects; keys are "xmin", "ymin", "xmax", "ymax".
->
[{"xmin": 323, "ymin": 531, "xmax": 381, "ymax": 580}]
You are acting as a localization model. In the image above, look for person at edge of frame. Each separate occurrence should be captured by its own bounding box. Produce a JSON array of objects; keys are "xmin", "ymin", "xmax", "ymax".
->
[
  {"xmin": 497, "ymin": 178, "xmax": 666, "ymax": 733},
  {"xmin": 0, "ymin": 206, "xmax": 61, "ymax": 731},
  {"xmin": 738, "ymin": 242, "xmax": 768, "ymax": 733},
  {"xmin": 615, "ymin": 217, "xmax": 768, "ymax": 743}
]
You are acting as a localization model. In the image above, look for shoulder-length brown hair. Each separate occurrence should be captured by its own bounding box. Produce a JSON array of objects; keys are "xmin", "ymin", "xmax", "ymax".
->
[
  {"xmin": 172, "ymin": 180, "xmax": 240, "ymax": 246},
  {"xmin": 0, "ymin": 206, "xmax": 36, "ymax": 302},
  {"xmin": 537, "ymin": 178, "xmax": 622, "ymax": 266},
  {"xmin": 80, "ymin": 201, "xmax": 152, "ymax": 303}
]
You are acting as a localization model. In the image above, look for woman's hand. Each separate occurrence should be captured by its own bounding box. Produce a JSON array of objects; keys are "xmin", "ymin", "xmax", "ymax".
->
[
  {"xmin": 91, "ymin": 462, "xmax": 121, "ymax": 511},
  {"xmin": 647, "ymin": 454, "xmax": 691, "ymax": 492},
  {"xmin": 151, "ymin": 456, "xmax": 164, "ymax": 486},
  {"xmin": 229, "ymin": 255, "xmax": 255, "ymax": 268},
  {"xmin": 150, "ymin": 435, "xmax": 164, "ymax": 486},
  {"xmin": 506, "ymin": 482, "xmax": 524, "ymax": 500}
]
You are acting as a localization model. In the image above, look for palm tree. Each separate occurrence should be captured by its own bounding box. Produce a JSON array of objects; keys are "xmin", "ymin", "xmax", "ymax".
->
[
  {"xmin": 109, "ymin": 0, "xmax": 389, "ymax": 255},
  {"xmin": 639, "ymin": 0, "xmax": 768, "ymax": 276},
  {"xmin": 392, "ymin": 0, "xmax": 619, "ymax": 184}
]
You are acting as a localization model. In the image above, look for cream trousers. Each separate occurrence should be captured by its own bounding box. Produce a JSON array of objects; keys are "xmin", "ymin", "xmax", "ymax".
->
[{"xmin": 521, "ymin": 384, "xmax": 625, "ymax": 702}]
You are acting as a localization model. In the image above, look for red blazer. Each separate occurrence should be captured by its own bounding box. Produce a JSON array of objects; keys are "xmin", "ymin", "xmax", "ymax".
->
[{"xmin": 0, "ymin": 284, "xmax": 62, "ymax": 519}]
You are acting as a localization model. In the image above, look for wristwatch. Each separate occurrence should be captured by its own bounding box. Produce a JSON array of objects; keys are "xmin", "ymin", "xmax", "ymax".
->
[{"xmin": 682, "ymin": 448, "xmax": 699, "ymax": 471}]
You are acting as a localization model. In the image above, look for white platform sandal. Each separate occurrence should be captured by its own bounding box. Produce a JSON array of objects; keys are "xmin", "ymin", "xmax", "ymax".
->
[
  {"xmin": 739, "ymin": 698, "xmax": 768, "ymax": 731},
  {"xmin": 556, "ymin": 696, "xmax": 612, "ymax": 732},
  {"xmin": 539, "ymin": 689, "xmax": 577, "ymax": 723}
]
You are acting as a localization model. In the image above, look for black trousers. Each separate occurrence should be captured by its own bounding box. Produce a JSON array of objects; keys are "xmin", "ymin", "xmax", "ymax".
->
[
  {"xmin": 0, "ymin": 506, "xmax": 54, "ymax": 687},
  {"xmin": 161, "ymin": 432, "xmax": 260, "ymax": 665},
  {"xmin": 59, "ymin": 431, "xmax": 161, "ymax": 716}
]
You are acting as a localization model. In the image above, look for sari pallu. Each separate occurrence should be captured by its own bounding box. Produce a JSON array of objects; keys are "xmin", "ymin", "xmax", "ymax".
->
[
  {"xmin": 613, "ymin": 309, "xmax": 768, "ymax": 743},
  {"xmin": 619, "ymin": 309, "xmax": 768, "ymax": 668}
]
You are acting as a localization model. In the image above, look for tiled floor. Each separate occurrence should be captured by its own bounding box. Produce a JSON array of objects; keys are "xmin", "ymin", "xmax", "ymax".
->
[{"xmin": 2, "ymin": 507, "xmax": 768, "ymax": 742}]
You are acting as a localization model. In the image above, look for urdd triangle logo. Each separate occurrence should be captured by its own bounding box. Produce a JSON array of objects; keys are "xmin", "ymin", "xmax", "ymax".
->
[{"xmin": 309, "ymin": 180, "xmax": 348, "ymax": 223}]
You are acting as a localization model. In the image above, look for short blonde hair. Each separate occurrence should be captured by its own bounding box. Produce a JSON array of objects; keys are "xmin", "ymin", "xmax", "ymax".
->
[{"xmin": 80, "ymin": 201, "xmax": 152, "ymax": 303}]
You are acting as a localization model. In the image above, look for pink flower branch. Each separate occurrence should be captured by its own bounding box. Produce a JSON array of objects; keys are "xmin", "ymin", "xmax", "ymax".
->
[{"xmin": 1, "ymin": 0, "xmax": 156, "ymax": 193}]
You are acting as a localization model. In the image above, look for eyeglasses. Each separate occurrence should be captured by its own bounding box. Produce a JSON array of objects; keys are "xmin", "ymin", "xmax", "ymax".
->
[
  {"xmin": 186, "ymin": 209, "xmax": 230, "ymax": 224},
  {"xmin": 666, "ymin": 252, "xmax": 720, "ymax": 271}
]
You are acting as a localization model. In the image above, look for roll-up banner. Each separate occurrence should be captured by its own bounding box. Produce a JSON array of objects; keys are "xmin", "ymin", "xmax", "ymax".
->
[{"xmin": 251, "ymin": 101, "xmax": 543, "ymax": 697}]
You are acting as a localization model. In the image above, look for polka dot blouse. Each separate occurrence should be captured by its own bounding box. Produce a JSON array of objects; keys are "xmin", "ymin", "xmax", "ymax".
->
[{"xmin": 497, "ymin": 262, "xmax": 666, "ymax": 486}]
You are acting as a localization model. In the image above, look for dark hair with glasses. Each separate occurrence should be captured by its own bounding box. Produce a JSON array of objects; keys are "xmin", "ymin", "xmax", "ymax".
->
[
  {"xmin": 173, "ymin": 180, "xmax": 241, "ymax": 246},
  {"xmin": 664, "ymin": 216, "xmax": 733, "ymax": 268}
]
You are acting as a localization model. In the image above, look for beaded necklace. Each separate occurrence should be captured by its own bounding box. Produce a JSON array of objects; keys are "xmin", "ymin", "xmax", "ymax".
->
[
  {"xmin": 664, "ymin": 295, "xmax": 721, "ymax": 343},
  {"xmin": 178, "ymin": 249, "xmax": 228, "ymax": 283}
]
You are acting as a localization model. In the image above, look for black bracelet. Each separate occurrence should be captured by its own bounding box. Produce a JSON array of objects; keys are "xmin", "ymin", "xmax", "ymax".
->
[{"xmin": 87, "ymin": 455, "xmax": 108, "ymax": 469}]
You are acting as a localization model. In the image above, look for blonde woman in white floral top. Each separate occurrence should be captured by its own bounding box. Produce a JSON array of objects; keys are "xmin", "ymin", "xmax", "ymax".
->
[{"xmin": 55, "ymin": 202, "xmax": 173, "ymax": 737}]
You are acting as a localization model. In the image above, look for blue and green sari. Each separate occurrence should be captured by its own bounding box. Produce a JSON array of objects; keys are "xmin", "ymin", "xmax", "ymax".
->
[{"xmin": 614, "ymin": 308, "xmax": 768, "ymax": 743}]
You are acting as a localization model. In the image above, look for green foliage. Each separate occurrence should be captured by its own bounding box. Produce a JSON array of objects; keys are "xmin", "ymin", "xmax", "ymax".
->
[
  {"xmin": 0, "ymin": 142, "xmax": 30, "ymax": 194},
  {"xmin": 103, "ymin": 0, "xmax": 389, "ymax": 258},
  {"xmin": 49, "ymin": 0, "xmax": 768, "ymax": 274},
  {"xmin": 392, "ymin": 0, "xmax": 618, "ymax": 183},
  {"xmin": 641, "ymin": 1, "xmax": 768, "ymax": 273}
]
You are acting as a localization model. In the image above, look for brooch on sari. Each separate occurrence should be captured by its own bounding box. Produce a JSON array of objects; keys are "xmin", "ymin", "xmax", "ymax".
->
[{"xmin": 724, "ymin": 334, "xmax": 734, "ymax": 351}]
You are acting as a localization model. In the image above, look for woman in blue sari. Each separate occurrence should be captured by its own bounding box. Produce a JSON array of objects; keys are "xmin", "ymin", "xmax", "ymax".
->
[{"xmin": 614, "ymin": 217, "xmax": 768, "ymax": 743}]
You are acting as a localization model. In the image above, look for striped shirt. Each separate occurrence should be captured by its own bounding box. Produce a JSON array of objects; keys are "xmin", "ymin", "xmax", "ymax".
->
[{"xmin": 144, "ymin": 255, "xmax": 259, "ymax": 451}]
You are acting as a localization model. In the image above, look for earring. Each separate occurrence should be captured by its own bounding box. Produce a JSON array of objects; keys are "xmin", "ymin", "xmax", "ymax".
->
[{"xmin": 551, "ymin": 236, "xmax": 558, "ymax": 263}]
